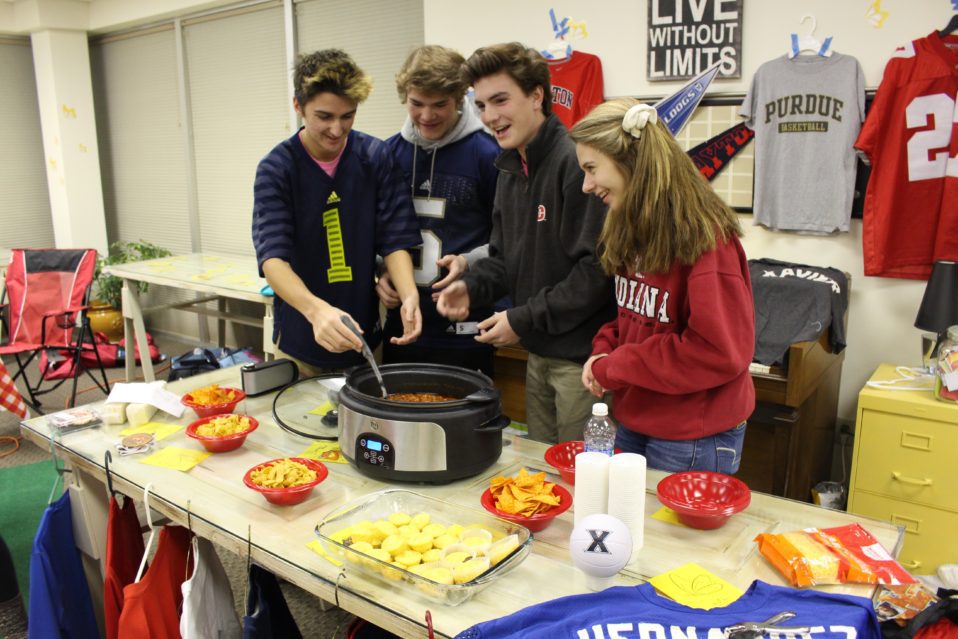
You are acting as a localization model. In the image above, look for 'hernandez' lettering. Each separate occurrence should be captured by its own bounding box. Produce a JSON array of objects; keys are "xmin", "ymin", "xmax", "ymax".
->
[{"xmin": 576, "ymin": 623, "xmax": 860, "ymax": 639}]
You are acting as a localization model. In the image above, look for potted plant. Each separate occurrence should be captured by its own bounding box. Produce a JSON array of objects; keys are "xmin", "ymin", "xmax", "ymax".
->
[{"xmin": 89, "ymin": 240, "xmax": 172, "ymax": 341}]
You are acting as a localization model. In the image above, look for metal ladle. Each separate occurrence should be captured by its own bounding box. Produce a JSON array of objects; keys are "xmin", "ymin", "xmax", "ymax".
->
[{"xmin": 340, "ymin": 315, "xmax": 387, "ymax": 398}]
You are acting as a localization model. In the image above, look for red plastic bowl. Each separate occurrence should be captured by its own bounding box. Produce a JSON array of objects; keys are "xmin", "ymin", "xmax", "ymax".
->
[
  {"xmin": 181, "ymin": 386, "xmax": 246, "ymax": 418},
  {"xmin": 186, "ymin": 414, "xmax": 258, "ymax": 453},
  {"xmin": 656, "ymin": 471, "xmax": 751, "ymax": 530},
  {"xmin": 243, "ymin": 457, "xmax": 329, "ymax": 506},
  {"xmin": 544, "ymin": 441, "xmax": 621, "ymax": 484},
  {"xmin": 480, "ymin": 484, "xmax": 573, "ymax": 533}
]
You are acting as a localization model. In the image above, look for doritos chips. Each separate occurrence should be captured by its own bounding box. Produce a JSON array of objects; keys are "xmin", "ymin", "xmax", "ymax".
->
[
  {"xmin": 188, "ymin": 384, "xmax": 237, "ymax": 406},
  {"xmin": 489, "ymin": 468, "xmax": 560, "ymax": 517}
]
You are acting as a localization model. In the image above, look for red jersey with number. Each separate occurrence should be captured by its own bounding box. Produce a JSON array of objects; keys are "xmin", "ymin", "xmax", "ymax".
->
[
  {"xmin": 855, "ymin": 32, "xmax": 958, "ymax": 280},
  {"xmin": 547, "ymin": 51, "xmax": 605, "ymax": 129}
]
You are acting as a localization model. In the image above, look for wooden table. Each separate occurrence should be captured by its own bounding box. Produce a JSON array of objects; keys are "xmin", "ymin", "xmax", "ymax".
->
[
  {"xmin": 102, "ymin": 253, "xmax": 273, "ymax": 382},
  {"xmin": 20, "ymin": 368, "xmax": 903, "ymax": 638}
]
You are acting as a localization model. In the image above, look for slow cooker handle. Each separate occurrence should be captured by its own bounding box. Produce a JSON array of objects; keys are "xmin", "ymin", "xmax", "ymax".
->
[{"xmin": 474, "ymin": 414, "xmax": 511, "ymax": 432}]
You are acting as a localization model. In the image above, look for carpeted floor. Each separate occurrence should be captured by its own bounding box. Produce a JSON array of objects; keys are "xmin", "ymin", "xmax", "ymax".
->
[
  {"xmin": 0, "ymin": 334, "xmax": 358, "ymax": 638},
  {"xmin": 0, "ymin": 461, "xmax": 57, "ymax": 602}
]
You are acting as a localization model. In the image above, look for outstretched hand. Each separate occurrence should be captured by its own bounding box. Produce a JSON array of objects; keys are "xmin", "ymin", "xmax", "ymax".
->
[
  {"xmin": 375, "ymin": 271, "xmax": 402, "ymax": 309},
  {"xmin": 474, "ymin": 311, "xmax": 519, "ymax": 347},
  {"xmin": 430, "ymin": 254, "xmax": 468, "ymax": 300},
  {"xmin": 390, "ymin": 294, "xmax": 422, "ymax": 345},
  {"xmin": 436, "ymin": 281, "xmax": 471, "ymax": 321}
]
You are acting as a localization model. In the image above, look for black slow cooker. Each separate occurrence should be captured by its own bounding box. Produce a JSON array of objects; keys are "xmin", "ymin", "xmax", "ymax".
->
[{"xmin": 338, "ymin": 363, "xmax": 509, "ymax": 484}]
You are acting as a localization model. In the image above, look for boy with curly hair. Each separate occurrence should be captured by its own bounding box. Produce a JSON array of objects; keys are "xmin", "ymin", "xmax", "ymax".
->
[{"xmin": 253, "ymin": 49, "xmax": 422, "ymax": 375}]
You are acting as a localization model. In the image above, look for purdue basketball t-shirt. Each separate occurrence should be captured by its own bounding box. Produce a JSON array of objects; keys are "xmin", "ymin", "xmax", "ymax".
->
[{"xmin": 741, "ymin": 53, "xmax": 865, "ymax": 234}]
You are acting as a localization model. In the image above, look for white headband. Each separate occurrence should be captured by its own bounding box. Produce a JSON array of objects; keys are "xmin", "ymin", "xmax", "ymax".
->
[{"xmin": 622, "ymin": 103, "xmax": 658, "ymax": 139}]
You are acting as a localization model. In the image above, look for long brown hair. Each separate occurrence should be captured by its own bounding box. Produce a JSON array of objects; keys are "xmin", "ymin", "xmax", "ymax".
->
[{"xmin": 569, "ymin": 98, "xmax": 741, "ymax": 275}]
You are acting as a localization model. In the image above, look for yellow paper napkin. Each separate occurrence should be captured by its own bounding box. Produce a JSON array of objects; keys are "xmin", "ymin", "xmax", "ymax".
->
[
  {"xmin": 307, "ymin": 540, "xmax": 343, "ymax": 567},
  {"xmin": 299, "ymin": 441, "xmax": 347, "ymax": 464},
  {"xmin": 120, "ymin": 421, "xmax": 182, "ymax": 441},
  {"xmin": 307, "ymin": 400, "xmax": 335, "ymax": 416},
  {"xmin": 649, "ymin": 562, "xmax": 743, "ymax": 610},
  {"xmin": 140, "ymin": 447, "xmax": 210, "ymax": 471}
]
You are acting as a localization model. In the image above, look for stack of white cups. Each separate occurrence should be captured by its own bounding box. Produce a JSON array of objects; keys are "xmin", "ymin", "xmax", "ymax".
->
[
  {"xmin": 573, "ymin": 450, "xmax": 647, "ymax": 563},
  {"xmin": 573, "ymin": 452, "xmax": 610, "ymax": 526},
  {"xmin": 607, "ymin": 453, "xmax": 647, "ymax": 563}
]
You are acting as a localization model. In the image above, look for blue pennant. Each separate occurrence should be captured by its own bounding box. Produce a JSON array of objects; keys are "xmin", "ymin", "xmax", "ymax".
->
[{"xmin": 654, "ymin": 62, "xmax": 721, "ymax": 136}]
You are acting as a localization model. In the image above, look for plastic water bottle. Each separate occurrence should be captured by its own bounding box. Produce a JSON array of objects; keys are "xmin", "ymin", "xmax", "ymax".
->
[{"xmin": 584, "ymin": 402, "xmax": 616, "ymax": 456}]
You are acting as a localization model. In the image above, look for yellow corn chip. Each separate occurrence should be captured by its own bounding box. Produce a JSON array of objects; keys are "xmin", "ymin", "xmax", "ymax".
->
[
  {"xmin": 189, "ymin": 384, "xmax": 237, "ymax": 406},
  {"xmin": 489, "ymin": 467, "xmax": 560, "ymax": 516}
]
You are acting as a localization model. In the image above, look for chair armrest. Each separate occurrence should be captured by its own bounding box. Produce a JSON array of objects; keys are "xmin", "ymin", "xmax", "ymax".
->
[{"xmin": 40, "ymin": 307, "xmax": 84, "ymax": 339}]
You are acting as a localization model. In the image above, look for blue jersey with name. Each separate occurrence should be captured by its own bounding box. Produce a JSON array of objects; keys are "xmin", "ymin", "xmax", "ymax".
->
[{"xmin": 456, "ymin": 581, "xmax": 880, "ymax": 639}]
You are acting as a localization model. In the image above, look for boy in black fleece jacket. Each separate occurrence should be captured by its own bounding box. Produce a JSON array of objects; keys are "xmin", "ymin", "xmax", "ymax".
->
[{"xmin": 437, "ymin": 42, "xmax": 614, "ymax": 443}]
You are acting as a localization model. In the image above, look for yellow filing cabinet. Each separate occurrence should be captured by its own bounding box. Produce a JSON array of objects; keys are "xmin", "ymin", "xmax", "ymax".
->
[{"xmin": 848, "ymin": 364, "xmax": 958, "ymax": 574}]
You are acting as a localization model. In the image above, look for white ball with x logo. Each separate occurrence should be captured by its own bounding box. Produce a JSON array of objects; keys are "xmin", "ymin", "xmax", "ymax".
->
[{"xmin": 569, "ymin": 513, "xmax": 632, "ymax": 590}]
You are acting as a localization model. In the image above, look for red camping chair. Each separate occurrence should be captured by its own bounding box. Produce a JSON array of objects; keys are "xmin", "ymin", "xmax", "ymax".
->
[{"xmin": 0, "ymin": 248, "xmax": 111, "ymax": 410}]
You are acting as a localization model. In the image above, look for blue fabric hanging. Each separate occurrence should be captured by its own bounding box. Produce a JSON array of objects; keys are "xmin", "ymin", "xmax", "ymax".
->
[
  {"xmin": 28, "ymin": 491, "xmax": 99, "ymax": 638},
  {"xmin": 243, "ymin": 564, "xmax": 302, "ymax": 639}
]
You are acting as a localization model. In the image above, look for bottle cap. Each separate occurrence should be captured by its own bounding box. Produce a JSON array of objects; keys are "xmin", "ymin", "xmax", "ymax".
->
[{"xmin": 592, "ymin": 402, "xmax": 608, "ymax": 416}]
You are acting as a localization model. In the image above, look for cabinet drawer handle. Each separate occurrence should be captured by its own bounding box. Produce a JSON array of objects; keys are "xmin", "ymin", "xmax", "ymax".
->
[
  {"xmin": 891, "ymin": 472, "xmax": 933, "ymax": 487},
  {"xmin": 900, "ymin": 559, "xmax": 922, "ymax": 570}
]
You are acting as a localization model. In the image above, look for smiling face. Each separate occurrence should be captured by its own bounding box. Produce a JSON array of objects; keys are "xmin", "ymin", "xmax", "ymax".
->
[
  {"xmin": 406, "ymin": 89, "xmax": 460, "ymax": 141},
  {"xmin": 295, "ymin": 92, "xmax": 357, "ymax": 161},
  {"xmin": 576, "ymin": 143, "xmax": 627, "ymax": 211},
  {"xmin": 472, "ymin": 71, "xmax": 545, "ymax": 158}
]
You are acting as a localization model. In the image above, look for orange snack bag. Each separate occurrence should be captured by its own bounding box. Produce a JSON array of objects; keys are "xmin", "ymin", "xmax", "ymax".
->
[{"xmin": 755, "ymin": 523, "xmax": 917, "ymax": 587}]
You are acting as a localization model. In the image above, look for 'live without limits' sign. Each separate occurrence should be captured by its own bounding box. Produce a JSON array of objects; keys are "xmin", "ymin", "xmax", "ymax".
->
[{"xmin": 647, "ymin": 0, "xmax": 742, "ymax": 81}]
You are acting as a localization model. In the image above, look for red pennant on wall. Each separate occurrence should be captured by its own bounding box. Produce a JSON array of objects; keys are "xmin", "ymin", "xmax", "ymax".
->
[{"xmin": 687, "ymin": 122, "xmax": 754, "ymax": 181}]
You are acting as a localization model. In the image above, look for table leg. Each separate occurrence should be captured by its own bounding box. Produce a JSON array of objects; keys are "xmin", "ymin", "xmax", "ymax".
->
[
  {"xmin": 217, "ymin": 297, "xmax": 226, "ymax": 349},
  {"xmin": 121, "ymin": 281, "xmax": 154, "ymax": 382}
]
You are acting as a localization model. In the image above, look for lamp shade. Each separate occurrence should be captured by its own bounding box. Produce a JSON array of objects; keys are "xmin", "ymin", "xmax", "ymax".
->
[{"xmin": 915, "ymin": 260, "xmax": 958, "ymax": 334}]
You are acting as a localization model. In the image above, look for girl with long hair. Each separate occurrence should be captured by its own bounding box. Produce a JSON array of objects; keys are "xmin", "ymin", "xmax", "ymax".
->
[{"xmin": 569, "ymin": 98, "xmax": 755, "ymax": 473}]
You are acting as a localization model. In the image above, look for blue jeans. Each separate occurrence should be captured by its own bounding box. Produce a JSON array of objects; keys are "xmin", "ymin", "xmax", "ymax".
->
[{"xmin": 614, "ymin": 422, "xmax": 747, "ymax": 474}]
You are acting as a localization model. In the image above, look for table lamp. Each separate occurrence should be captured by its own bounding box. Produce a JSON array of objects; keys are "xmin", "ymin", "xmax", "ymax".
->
[{"xmin": 915, "ymin": 260, "xmax": 958, "ymax": 369}]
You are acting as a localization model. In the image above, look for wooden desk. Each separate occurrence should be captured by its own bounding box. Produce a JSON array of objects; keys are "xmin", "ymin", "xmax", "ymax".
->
[
  {"xmin": 20, "ymin": 368, "xmax": 901, "ymax": 638},
  {"xmin": 738, "ymin": 329, "xmax": 845, "ymax": 502},
  {"xmin": 103, "ymin": 253, "xmax": 273, "ymax": 382}
]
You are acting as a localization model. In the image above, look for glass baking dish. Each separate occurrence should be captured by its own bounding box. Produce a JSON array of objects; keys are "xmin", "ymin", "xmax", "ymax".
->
[{"xmin": 314, "ymin": 489, "xmax": 532, "ymax": 606}]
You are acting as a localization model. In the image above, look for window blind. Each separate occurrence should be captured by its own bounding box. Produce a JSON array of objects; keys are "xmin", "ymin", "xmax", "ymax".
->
[
  {"xmin": 90, "ymin": 28, "xmax": 192, "ymax": 255},
  {"xmin": 294, "ymin": 0, "xmax": 424, "ymax": 140},
  {"xmin": 183, "ymin": 3, "xmax": 288, "ymax": 258}
]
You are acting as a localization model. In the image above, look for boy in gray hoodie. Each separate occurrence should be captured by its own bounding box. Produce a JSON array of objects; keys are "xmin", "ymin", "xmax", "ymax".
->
[
  {"xmin": 378, "ymin": 45, "xmax": 501, "ymax": 375},
  {"xmin": 438, "ymin": 42, "xmax": 614, "ymax": 444}
]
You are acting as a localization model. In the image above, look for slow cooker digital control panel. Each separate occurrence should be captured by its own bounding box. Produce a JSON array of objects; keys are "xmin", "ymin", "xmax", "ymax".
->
[{"xmin": 356, "ymin": 434, "xmax": 395, "ymax": 469}]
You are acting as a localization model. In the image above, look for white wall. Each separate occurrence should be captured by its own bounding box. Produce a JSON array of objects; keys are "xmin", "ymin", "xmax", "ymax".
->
[
  {"xmin": 425, "ymin": 0, "xmax": 954, "ymax": 94},
  {"xmin": 426, "ymin": 0, "xmax": 955, "ymax": 419}
]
